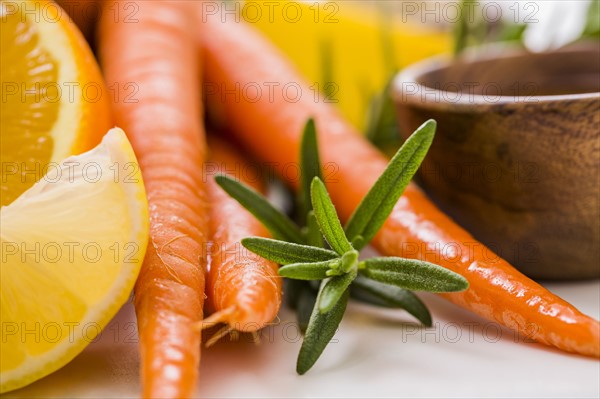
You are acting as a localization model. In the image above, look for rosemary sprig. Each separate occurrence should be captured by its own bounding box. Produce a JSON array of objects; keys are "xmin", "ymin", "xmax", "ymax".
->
[{"xmin": 217, "ymin": 119, "xmax": 469, "ymax": 374}]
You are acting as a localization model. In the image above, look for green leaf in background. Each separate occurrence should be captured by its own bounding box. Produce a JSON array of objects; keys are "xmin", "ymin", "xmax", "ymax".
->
[
  {"xmin": 497, "ymin": 22, "xmax": 528, "ymax": 43},
  {"xmin": 215, "ymin": 175, "xmax": 304, "ymax": 244},
  {"xmin": 365, "ymin": 3, "xmax": 401, "ymax": 152},
  {"xmin": 279, "ymin": 260, "xmax": 337, "ymax": 281},
  {"xmin": 284, "ymin": 279, "xmax": 304, "ymax": 310},
  {"xmin": 284, "ymin": 280, "xmax": 319, "ymax": 333},
  {"xmin": 318, "ymin": 268, "xmax": 357, "ymax": 314},
  {"xmin": 241, "ymin": 237, "xmax": 338, "ymax": 265},
  {"xmin": 453, "ymin": 0, "xmax": 475, "ymax": 55},
  {"xmin": 296, "ymin": 285, "xmax": 318, "ymax": 334},
  {"xmin": 365, "ymin": 74, "xmax": 401, "ymax": 151},
  {"xmin": 351, "ymin": 275, "xmax": 432, "ymax": 326},
  {"xmin": 319, "ymin": 38, "xmax": 337, "ymax": 103},
  {"xmin": 376, "ymin": 0, "xmax": 397, "ymax": 76},
  {"xmin": 453, "ymin": 0, "xmax": 528, "ymax": 56},
  {"xmin": 298, "ymin": 119, "xmax": 324, "ymax": 222},
  {"xmin": 361, "ymin": 257, "xmax": 469, "ymax": 293},
  {"xmin": 297, "ymin": 284, "xmax": 349, "ymax": 375},
  {"xmin": 583, "ymin": 0, "xmax": 600, "ymax": 38},
  {"xmin": 344, "ymin": 120, "xmax": 436, "ymax": 249},
  {"xmin": 311, "ymin": 177, "xmax": 354, "ymax": 255}
]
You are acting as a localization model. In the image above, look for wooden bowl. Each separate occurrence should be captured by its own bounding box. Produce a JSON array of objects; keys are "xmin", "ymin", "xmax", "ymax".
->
[{"xmin": 393, "ymin": 43, "xmax": 600, "ymax": 280}]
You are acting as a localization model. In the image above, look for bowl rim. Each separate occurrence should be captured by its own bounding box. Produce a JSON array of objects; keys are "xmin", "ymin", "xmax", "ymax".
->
[{"xmin": 393, "ymin": 43, "xmax": 600, "ymax": 108}]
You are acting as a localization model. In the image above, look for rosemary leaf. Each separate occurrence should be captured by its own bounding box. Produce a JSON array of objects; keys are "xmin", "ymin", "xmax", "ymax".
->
[
  {"xmin": 297, "ymin": 284, "xmax": 349, "ymax": 374},
  {"xmin": 344, "ymin": 120, "xmax": 436, "ymax": 249},
  {"xmin": 241, "ymin": 237, "xmax": 338, "ymax": 265},
  {"xmin": 279, "ymin": 260, "xmax": 337, "ymax": 281},
  {"xmin": 305, "ymin": 211, "xmax": 325, "ymax": 248},
  {"xmin": 340, "ymin": 250, "xmax": 359, "ymax": 274},
  {"xmin": 311, "ymin": 177, "xmax": 354, "ymax": 255},
  {"xmin": 299, "ymin": 119, "xmax": 324, "ymax": 221},
  {"xmin": 215, "ymin": 175, "xmax": 304, "ymax": 243},
  {"xmin": 361, "ymin": 257, "xmax": 469, "ymax": 293},
  {"xmin": 318, "ymin": 268, "xmax": 357, "ymax": 314},
  {"xmin": 352, "ymin": 275, "xmax": 432, "ymax": 326}
]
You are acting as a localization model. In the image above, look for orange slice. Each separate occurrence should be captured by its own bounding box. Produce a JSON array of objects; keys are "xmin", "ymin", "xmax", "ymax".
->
[{"xmin": 0, "ymin": 0, "xmax": 112, "ymax": 206}]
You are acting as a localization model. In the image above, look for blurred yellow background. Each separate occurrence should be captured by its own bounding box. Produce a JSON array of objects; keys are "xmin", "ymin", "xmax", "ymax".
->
[{"xmin": 242, "ymin": 1, "xmax": 451, "ymax": 129}]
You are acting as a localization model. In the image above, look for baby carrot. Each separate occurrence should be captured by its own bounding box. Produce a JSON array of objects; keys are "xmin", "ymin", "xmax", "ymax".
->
[
  {"xmin": 198, "ymin": 16, "xmax": 600, "ymax": 358},
  {"xmin": 98, "ymin": 1, "xmax": 207, "ymax": 397},
  {"xmin": 203, "ymin": 136, "xmax": 282, "ymax": 341}
]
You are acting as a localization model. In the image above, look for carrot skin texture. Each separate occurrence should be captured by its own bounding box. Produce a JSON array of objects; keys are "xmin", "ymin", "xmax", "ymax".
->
[
  {"xmin": 99, "ymin": 2, "xmax": 207, "ymax": 397},
  {"xmin": 206, "ymin": 137, "xmax": 282, "ymax": 332},
  {"xmin": 198, "ymin": 17, "xmax": 600, "ymax": 358}
]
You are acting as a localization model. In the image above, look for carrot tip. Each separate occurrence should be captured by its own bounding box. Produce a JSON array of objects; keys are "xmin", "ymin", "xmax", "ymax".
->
[
  {"xmin": 271, "ymin": 314, "xmax": 282, "ymax": 327},
  {"xmin": 195, "ymin": 307, "xmax": 236, "ymax": 331},
  {"xmin": 250, "ymin": 330, "xmax": 261, "ymax": 345},
  {"xmin": 205, "ymin": 325, "xmax": 233, "ymax": 348}
]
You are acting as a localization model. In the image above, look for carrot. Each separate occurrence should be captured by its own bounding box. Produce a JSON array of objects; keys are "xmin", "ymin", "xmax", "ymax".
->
[
  {"xmin": 198, "ymin": 16, "xmax": 600, "ymax": 358},
  {"xmin": 202, "ymin": 136, "xmax": 282, "ymax": 341},
  {"xmin": 98, "ymin": 1, "xmax": 207, "ymax": 397}
]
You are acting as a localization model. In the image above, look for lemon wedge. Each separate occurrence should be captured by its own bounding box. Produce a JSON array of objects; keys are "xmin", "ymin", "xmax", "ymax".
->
[{"xmin": 0, "ymin": 128, "xmax": 149, "ymax": 393}]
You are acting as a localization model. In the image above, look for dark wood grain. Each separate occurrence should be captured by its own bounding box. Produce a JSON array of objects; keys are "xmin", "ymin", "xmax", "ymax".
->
[{"xmin": 393, "ymin": 43, "xmax": 600, "ymax": 280}]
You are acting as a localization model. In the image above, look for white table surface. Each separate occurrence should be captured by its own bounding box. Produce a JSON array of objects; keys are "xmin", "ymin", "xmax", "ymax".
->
[{"xmin": 6, "ymin": 280, "xmax": 599, "ymax": 398}]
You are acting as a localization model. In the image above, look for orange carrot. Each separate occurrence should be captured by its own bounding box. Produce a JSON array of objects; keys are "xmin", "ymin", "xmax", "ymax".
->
[
  {"xmin": 198, "ymin": 16, "xmax": 600, "ymax": 358},
  {"xmin": 98, "ymin": 1, "xmax": 207, "ymax": 397},
  {"xmin": 203, "ymin": 136, "xmax": 282, "ymax": 340}
]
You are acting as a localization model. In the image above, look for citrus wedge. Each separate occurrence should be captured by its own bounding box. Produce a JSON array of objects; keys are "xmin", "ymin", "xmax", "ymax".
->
[
  {"xmin": 0, "ymin": 128, "xmax": 149, "ymax": 393},
  {"xmin": 0, "ymin": 0, "xmax": 112, "ymax": 206}
]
